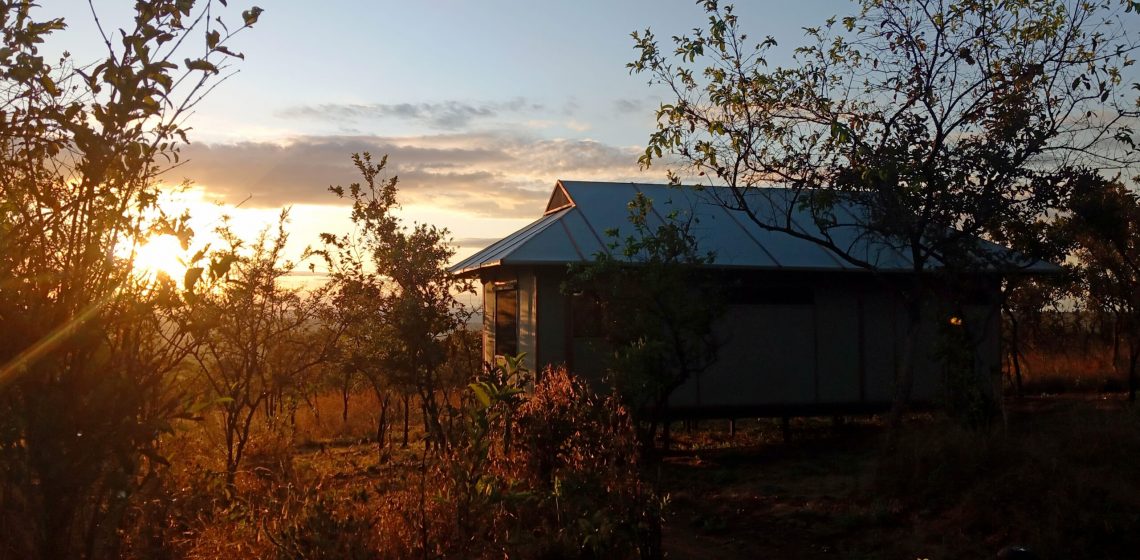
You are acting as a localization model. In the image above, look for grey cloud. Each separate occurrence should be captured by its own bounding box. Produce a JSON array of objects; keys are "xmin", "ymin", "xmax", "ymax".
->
[
  {"xmin": 613, "ymin": 98, "xmax": 643, "ymax": 114},
  {"xmin": 561, "ymin": 97, "xmax": 581, "ymax": 116},
  {"xmin": 278, "ymin": 98, "xmax": 544, "ymax": 130},
  {"xmin": 513, "ymin": 138, "xmax": 643, "ymax": 175},
  {"xmin": 170, "ymin": 132, "xmax": 650, "ymax": 218}
]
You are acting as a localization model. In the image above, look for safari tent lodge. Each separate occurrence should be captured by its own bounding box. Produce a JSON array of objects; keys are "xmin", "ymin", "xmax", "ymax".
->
[{"xmin": 449, "ymin": 181, "xmax": 1051, "ymax": 418}]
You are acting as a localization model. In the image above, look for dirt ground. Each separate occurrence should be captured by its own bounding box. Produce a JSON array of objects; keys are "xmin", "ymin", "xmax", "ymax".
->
[
  {"xmin": 656, "ymin": 395, "xmax": 1133, "ymax": 560},
  {"xmin": 658, "ymin": 418, "xmax": 887, "ymax": 559}
]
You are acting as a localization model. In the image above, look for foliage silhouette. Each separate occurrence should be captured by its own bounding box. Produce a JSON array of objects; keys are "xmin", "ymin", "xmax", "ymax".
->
[
  {"xmin": 630, "ymin": 0, "xmax": 1140, "ymax": 428},
  {"xmin": 0, "ymin": 2, "xmax": 261, "ymax": 557}
]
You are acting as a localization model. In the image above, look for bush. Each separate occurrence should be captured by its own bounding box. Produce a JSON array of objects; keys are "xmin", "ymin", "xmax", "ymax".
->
[
  {"xmin": 501, "ymin": 367, "xmax": 662, "ymax": 559},
  {"xmin": 423, "ymin": 363, "xmax": 662, "ymax": 559}
]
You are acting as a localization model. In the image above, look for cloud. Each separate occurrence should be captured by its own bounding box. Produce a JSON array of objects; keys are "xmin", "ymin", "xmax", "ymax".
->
[
  {"xmin": 454, "ymin": 237, "xmax": 505, "ymax": 248},
  {"xmin": 561, "ymin": 98, "xmax": 581, "ymax": 116},
  {"xmin": 277, "ymin": 98, "xmax": 545, "ymax": 130},
  {"xmin": 169, "ymin": 132, "xmax": 654, "ymax": 218},
  {"xmin": 563, "ymin": 120, "xmax": 592, "ymax": 132},
  {"xmin": 613, "ymin": 98, "xmax": 643, "ymax": 114}
]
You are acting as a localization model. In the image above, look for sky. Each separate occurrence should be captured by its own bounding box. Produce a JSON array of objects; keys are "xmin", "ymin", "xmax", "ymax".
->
[{"xmin": 37, "ymin": 1, "xmax": 916, "ymax": 267}]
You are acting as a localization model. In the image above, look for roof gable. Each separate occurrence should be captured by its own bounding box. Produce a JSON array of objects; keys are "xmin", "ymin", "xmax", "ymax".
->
[{"xmin": 544, "ymin": 181, "xmax": 574, "ymax": 214}]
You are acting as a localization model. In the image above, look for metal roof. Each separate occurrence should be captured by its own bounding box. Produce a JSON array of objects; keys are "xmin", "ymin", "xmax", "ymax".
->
[{"xmin": 449, "ymin": 180, "xmax": 1058, "ymax": 275}]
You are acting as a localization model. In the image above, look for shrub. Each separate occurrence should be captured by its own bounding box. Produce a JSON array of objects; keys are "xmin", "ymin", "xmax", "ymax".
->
[{"xmin": 502, "ymin": 366, "xmax": 662, "ymax": 559}]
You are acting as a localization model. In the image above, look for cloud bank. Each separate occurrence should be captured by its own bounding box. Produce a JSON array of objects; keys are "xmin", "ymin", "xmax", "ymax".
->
[
  {"xmin": 277, "ymin": 98, "xmax": 546, "ymax": 130},
  {"xmin": 170, "ymin": 132, "xmax": 654, "ymax": 218}
]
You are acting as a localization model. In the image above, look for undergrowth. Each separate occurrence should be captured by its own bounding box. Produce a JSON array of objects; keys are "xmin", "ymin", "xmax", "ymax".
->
[{"xmin": 118, "ymin": 365, "xmax": 661, "ymax": 560}]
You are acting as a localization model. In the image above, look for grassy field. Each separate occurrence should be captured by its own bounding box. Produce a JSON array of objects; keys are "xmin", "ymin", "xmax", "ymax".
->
[{"xmin": 141, "ymin": 387, "xmax": 1140, "ymax": 560}]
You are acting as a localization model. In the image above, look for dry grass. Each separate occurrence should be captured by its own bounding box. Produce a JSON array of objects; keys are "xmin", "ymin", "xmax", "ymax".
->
[
  {"xmin": 660, "ymin": 416, "xmax": 889, "ymax": 452},
  {"xmin": 121, "ymin": 369, "xmax": 657, "ymax": 560},
  {"xmin": 292, "ymin": 390, "xmax": 389, "ymax": 445},
  {"xmin": 1011, "ymin": 345, "xmax": 1128, "ymax": 394}
]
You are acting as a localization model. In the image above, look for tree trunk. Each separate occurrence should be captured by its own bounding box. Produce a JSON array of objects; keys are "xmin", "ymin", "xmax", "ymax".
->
[
  {"xmin": 402, "ymin": 393, "xmax": 410, "ymax": 448},
  {"xmin": 420, "ymin": 390, "xmax": 443, "ymax": 450},
  {"xmin": 376, "ymin": 393, "xmax": 390, "ymax": 460},
  {"xmin": 887, "ymin": 296, "xmax": 922, "ymax": 437},
  {"xmin": 420, "ymin": 400, "xmax": 431, "ymax": 451},
  {"xmin": 342, "ymin": 371, "xmax": 352, "ymax": 424},
  {"xmin": 224, "ymin": 408, "xmax": 239, "ymax": 487},
  {"xmin": 1008, "ymin": 311, "xmax": 1024, "ymax": 397},
  {"xmin": 1112, "ymin": 314, "xmax": 1122, "ymax": 374},
  {"xmin": 1128, "ymin": 339, "xmax": 1138, "ymax": 404}
]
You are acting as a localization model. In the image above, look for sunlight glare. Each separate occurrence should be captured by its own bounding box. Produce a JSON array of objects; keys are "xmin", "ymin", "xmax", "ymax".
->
[{"xmin": 133, "ymin": 234, "xmax": 187, "ymax": 282}]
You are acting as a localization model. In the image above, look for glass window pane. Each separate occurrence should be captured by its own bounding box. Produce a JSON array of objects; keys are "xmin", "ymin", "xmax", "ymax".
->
[{"xmin": 494, "ymin": 288, "xmax": 518, "ymax": 356}]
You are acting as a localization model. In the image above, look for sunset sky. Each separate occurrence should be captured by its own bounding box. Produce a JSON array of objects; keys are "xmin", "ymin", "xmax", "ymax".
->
[{"xmin": 46, "ymin": 1, "xmax": 905, "ymax": 266}]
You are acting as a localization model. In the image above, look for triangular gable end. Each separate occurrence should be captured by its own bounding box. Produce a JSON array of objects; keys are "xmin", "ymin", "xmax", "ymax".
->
[{"xmin": 544, "ymin": 181, "xmax": 575, "ymax": 215}]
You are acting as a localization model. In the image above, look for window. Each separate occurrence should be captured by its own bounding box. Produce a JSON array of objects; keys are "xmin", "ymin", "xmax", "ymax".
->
[{"xmin": 494, "ymin": 288, "xmax": 518, "ymax": 356}]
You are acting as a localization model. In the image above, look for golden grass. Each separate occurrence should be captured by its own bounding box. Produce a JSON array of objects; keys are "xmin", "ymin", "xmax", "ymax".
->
[
  {"xmin": 1012, "ymin": 344, "xmax": 1128, "ymax": 394},
  {"xmin": 292, "ymin": 390, "xmax": 389, "ymax": 444}
]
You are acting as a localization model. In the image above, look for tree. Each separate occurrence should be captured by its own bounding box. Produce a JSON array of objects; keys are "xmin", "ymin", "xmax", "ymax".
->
[
  {"xmin": 630, "ymin": 0, "xmax": 1139, "ymax": 426},
  {"xmin": 0, "ymin": 2, "xmax": 260, "ymax": 557},
  {"xmin": 565, "ymin": 192, "xmax": 722, "ymax": 449},
  {"xmin": 326, "ymin": 261, "xmax": 406, "ymax": 452},
  {"xmin": 999, "ymin": 276, "xmax": 1066, "ymax": 395},
  {"xmin": 183, "ymin": 213, "xmax": 340, "ymax": 486},
  {"xmin": 321, "ymin": 153, "xmax": 476, "ymax": 452},
  {"xmin": 319, "ymin": 155, "xmax": 409, "ymax": 453},
  {"xmin": 1062, "ymin": 172, "xmax": 1140, "ymax": 401},
  {"xmin": 986, "ymin": 188, "xmax": 1077, "ymax": 396}
]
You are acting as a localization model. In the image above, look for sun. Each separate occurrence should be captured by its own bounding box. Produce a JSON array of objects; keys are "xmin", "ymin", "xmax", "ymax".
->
[{"xmin": 133, "ymin": 234, "xmax": 187, "ymax": 282}]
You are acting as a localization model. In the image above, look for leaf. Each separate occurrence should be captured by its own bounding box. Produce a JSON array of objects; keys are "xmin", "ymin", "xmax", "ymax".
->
[
  {"xmin": 469, "ymin": 382, "xmax": 492, "ymax": 408},
  {"xmin": 190, "ymin": 242, "xmax": 210, "ymax": 262},
  {"xmin": 206, "ymin": 30, "xmax": 220, "ymax": 50},
  {"xmin": 215, "ymin": 45, "xmax": 244, "ymax": 59},
  {"xmin": 39, "ymin": 75, "xmax": 59, "ymax": 96},
  {"xmin": 184, "ymin": 58, "xmax": 218, "ymax": 74},
  {"xmin": 183, "ymin": 266, "xmax": 204, "ymax": 290},
  {"xmin": 209, "ymin": 254, "xmax": 237, "ymax": 279},
  {"xmin": 242, "ymin": 6, "xmax": 264, "ymax": 27}
]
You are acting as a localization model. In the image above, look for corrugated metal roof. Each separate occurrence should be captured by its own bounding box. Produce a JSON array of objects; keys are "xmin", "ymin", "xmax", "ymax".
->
[{"xmin": 449, "ymin": 180, "xmax": 1058, "ymax": 275}]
